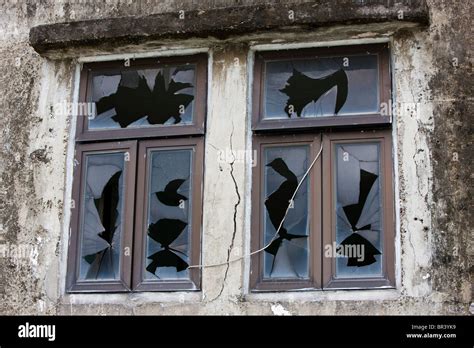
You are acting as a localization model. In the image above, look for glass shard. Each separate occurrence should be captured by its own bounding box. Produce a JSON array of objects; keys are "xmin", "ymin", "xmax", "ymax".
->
[
  {"xmin": 279, "ymin": 69, "xmax": 348, "ymax": 117},
  {"xmin": 264, "ymin": 54, "xmax": 378, "ymax": 119},
  {"xmin": 335, "ymin": 143, "xmax": 383, "ymax": 277},
  {"xmin": 145, "ymin": 149, "xmax": 192, "ymax": 280},
  {"xmin": 79, "ymin": 152, "xmax": 125, "ymax": 280},
  {"xmin": 146, "ymin": 219, "xmax": 189, "ymax": 274},
  {"xmin": 263, "ymin": 146, "xmax": 310, "ymax": 279},
  {"xmin": 90, "ymin": 65, "xmax": 195, "ymax": 129}
]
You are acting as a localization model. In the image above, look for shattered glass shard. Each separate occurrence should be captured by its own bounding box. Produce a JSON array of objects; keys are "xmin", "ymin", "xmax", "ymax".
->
[
  {"xmin": 80, "ymin": 153, "xmax": 124, "ymax": 280},
  {"xmin": 146, "ymin": 218, "xmax": 189, "ymax": 274},
  {"xmin": 336, "ymin": 144, "xmax": 382, "ymax": 273},
  {"xmin": 95, "ymin": 71, "xmax": 151, "ymax": 128},
  {"xmin": 93, "ymin": 67, "xmax": 195, "ymax": 129},
  {"xmin": 146, "ymin": 249, "xmax": 189, "ymax": 274},
  {"xmin": 338, "ymin": 232, "xmax": 381, "ymax": 267},
  {"xmin": 146, "ymin": 149, "xmax": 192, "ymax": 280},
  {"xmin": 263, "ymin": 147, "xmax": 309, "ymax": 279},
  {"xmin": 147, "ymin": 71, "xmax": 194, "ymax": 125},
  {"xmin": 264, "ymin": 54, "xmax": 379, "ymax": 119},
  {"xmin": 156, "ymin": 179, "xmax": 188, "ymax": 206},
  {"xmin": 280, "ymin": 69, "xmax": 348, "ymax": 117}
]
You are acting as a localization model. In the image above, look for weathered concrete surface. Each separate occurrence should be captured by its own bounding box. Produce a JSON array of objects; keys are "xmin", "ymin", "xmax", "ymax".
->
[
  {"xmin": 28, "ymin": 0, "xmax": 429, "ymax": 55},
  {"xmin": 0, "ymin": 0, "xmax": 472, "ymax": 315}
]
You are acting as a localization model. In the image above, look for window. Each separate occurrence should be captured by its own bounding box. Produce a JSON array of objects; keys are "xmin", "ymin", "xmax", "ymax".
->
[
  {"xmin": 252, "ymin": 44, "xmax": 391, "ymax": 130},
  {"xmin": 250, "ymin": 44, "xmax": 395, "ymax": 291},
  {"xmin": 66, "ymin": 54, "xmax": 206, "ymax": 292}
]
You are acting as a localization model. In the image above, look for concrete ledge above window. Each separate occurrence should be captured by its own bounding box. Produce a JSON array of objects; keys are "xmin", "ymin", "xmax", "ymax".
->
[{"xmin": 29, "ymin": 0, "xmax": 429, "ymax": 55}]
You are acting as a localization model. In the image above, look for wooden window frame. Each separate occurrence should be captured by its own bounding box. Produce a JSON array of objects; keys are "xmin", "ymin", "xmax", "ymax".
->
[
  {"xmin": 250, "ymin": 130, "xmax": 395, "ymax": 291},
  {"xmin": 66, "ymin": 141, "xmax": 137, "ymax": 293},
  {"xmin": 252, "ymin": 43, "xmax": 391, "ymax": 132},
  {"xmin": 132, "ymin": 137, "xmax": 204, "ymax": 291},
  {"xmin": 250, "ymin": 134, "xmax": 322, "ymax": 291},
  {"xmin": 76, "ymin": 53, "xmax": 207, "ymax": 142},
  {"xmin": 251, "ymin": 44, "xmax": 395, "ymax": 292},
  {"xmin": 67, "ymin": 54, "xmax": 207, "ymax": 293},
  {"xmin": 322, "ymin": 130, "xmax": 395, "ymax": 289}
]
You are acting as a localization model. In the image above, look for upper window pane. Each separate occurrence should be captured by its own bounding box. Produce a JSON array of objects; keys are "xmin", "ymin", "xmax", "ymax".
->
[
  {"xmin": 77, "ymin": 54, "xmax": 207, "ymax": 141},
  {"xmin": 89, "ymin": 65, "xmax": 195, "ymax": 129},
  {"xmin": 252, "ymin": 44, "xmax": 391, "ymax": 130},
  {"xmin": 264, "ymin": 54, "xmax": 378, "ymax": 119}
]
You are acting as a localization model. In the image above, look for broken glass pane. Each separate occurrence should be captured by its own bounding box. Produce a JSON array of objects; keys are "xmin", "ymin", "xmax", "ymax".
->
[
  {"xmin": 78, "ymin": 152, "xmax": 125, "ymax": 280},
  {"xmin": 263, "ymin": 146, "xmax": 309, "ymax": 279},
  {"xmin": 264, "ymin": 54, "xmax": 378, "ymax": 119},
  {"xmin": 145, "ymin": 149, "xmax": 192, "ymax": 280},
  {"xmin": 89, "ymin": 65, "xmax": 195, "ymax": 129},
  {"xmin": 335, "ymin": 143, "xmax": 383, "ymax": 278}
]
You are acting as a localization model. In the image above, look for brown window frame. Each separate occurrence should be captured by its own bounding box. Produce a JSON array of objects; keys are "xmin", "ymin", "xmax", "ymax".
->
[
  {"xmin": 250, "ymin": 44, "xmax": 395, "ymax": 292},
  {"xmin": 132, "ymin": 137, "xmax": 203, "ymax": 291},
  {"xmin": 76, "ymin": 53, "xmax": 207, "ymax": 142},
  {"xmin": 250, "ymin": 134, "xmax": 322, "ymax": 291},
  {"xmin": 67, "ymin": 141, "xmax": 137, "ymax": 293},
  {"xmin": 252, "ymin": 43, "xmax": 391, "ymax": 132},
  {"xmin": 321, "ymin": 130, "xmax": 395, "ymax": 289},
  {"xmin": 67, "ymin": 54, "xmax": 206, "ymax": 293}
]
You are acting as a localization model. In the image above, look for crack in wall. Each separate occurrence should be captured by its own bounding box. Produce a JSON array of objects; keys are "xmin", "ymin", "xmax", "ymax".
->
[{"xmin": 210, "ymin": 122, "xmax": 241, "ymax": 301}]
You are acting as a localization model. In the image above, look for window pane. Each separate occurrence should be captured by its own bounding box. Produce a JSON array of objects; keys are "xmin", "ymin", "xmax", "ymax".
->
[
  {"xmin": 89, "ymin": 65, "xmax": 195, "ymax": 129},
  {"xmin": 335, "ymin": 143, "xmax": 383, "ymax": 278},
  {"xmin": 263, "ymin": 146, "xmax": 309, "ymax": 279},
  {"xmin": 145, "ymin": 149, "xmax": 193, "ymax": 280},
  {"xmin": 264, "ymin": 54, "xmax": 378, "ymax": 119},
  {"xmin": 78, "ymin": 152, "xmax": 125, "ymax": 280}
]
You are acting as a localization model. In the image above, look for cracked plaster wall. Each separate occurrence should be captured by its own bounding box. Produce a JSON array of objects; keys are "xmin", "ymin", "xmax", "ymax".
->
[{"xmin": 0, "ymin": 0, "xmax": 471, "ymax": 315}]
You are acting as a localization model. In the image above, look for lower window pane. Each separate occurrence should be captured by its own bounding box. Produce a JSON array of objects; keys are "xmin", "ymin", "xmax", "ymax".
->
[
  {"xmin": 263, "ymin": 145, "xmax": 310, "ymax": 279},
  {"xmin": 79, "ymin": 152, "xmax": 125, "ymax": 280},
  {"xmin": 145, "ymin": 149, "xmax": 192, "ymax": 280},
  {"xmin": 335, "ymin": 143, "xmax": 383, "ymax": 278}
]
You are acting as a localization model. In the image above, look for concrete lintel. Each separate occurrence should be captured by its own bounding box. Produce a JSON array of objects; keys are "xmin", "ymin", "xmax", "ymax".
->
[{"xmin": 29, "ymin": 0, "xmax": 429, "ymax": 55}]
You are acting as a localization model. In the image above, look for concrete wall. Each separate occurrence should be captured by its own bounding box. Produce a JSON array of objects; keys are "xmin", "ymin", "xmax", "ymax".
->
[{"xmin": 0, "ymin": 0, "xmax": 471, "ymax": 315}]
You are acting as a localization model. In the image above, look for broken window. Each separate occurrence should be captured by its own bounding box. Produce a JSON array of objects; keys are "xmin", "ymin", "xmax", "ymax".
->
[
  {"xmin": 68, "ymin": 142, "xmax": 136, "ymax": 292},
  {"xmin": 131, "ymin": 139, "xmax": 203, "ymax": 291},
  {"xmin": 78, "ymin": 152, "xmax": 125, "ymax": 281},
  {"xmin": 265, "ymin": 55, "xmax": 378, "ymax": 119},
  {"xmin": 145, "ymin": 149, "xmax": 193, "ymax": 280},
  {"xmin": 251, "ymin": 44, "xmax": 395, "ymax": 291},
  {"xmin": 76, "ymin": 54, "xmax": 207, "ymax": 141},
  {"xmin": 263, "ymin": 146, "xmax": 310, "ymax": 279},
  {"xmin": 67, "ymin": 55, "xmax": 206, "ymax": 293},
  {"xmin": 90, "ymin": 66, "xmax": 195, "ymax": 129},
  {"xmin": 335, "ymin": 143, "xmax": 382, "ymax": 278},
  {"xmin": 252, "ymin": 44, "xmax": 391, "ymax": 131}
]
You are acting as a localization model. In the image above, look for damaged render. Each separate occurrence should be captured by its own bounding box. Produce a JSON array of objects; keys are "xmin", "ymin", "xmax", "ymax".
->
[{"xmin": 0, "ymin": 0, "xmax": 471, "ymax": 315}]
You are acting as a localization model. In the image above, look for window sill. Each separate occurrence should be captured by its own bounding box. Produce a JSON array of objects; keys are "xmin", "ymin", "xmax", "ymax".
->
[
  {"xmin": 61, "ymin": 291, "xmax": 202, "ymax": 306},
  {"xmin": 61, "ymin": 287, "xmax": 400, "ymax": 306},
  {"xmin": 245, "ymin": 288, "xmax": 401, "ymax": 302}
]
